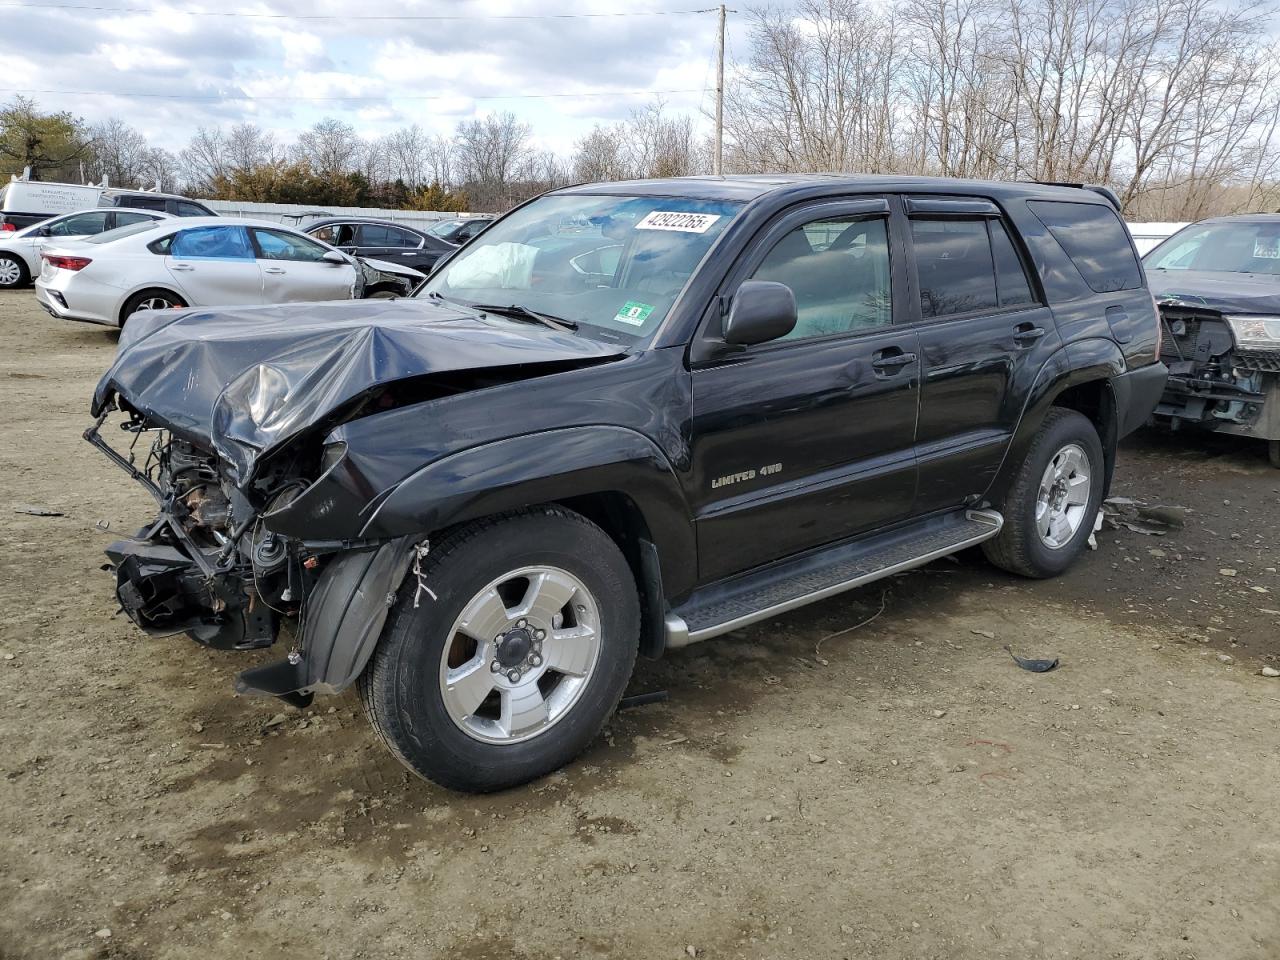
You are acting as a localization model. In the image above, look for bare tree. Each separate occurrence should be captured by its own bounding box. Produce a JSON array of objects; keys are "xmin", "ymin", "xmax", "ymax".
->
[
  {"xmin": 292, "ymin": 118, "xmax": 363, "ymax": 177},
  {"xmin": 179, "ymin": 127, "xmax": 229, "ymax": 191},
  {"xmin": 454, "ymin": 112, "xmax": 534, "ymax": 210},
  {"xmin": 225, "ymin": 122, "xmax": 279, "ymax": 174}
]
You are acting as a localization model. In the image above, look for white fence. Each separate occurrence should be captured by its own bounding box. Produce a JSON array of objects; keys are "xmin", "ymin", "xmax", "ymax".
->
[
  {"xmin": 1128, "ymin": 222, "xmax": 1187, "ymax": 255},
  {"xmin": 201, "ymin": 199, "xmax": 470, "ymax": 230}
]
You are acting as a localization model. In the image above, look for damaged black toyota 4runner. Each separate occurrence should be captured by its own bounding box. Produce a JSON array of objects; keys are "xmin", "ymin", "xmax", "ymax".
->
[{"xmin": 89, "ymin": 176, "xmax": 1167, "ymax": 792}]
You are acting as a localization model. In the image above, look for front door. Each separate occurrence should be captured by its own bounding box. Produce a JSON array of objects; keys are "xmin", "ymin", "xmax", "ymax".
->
[
  {"xmin": 903, "ymin": 200, "xmax": 1061, "ymax": 513},
  {"xmin": 250, "ymin": 227, "xmax": 357, "ymax": 302},
  {"xmin": 689, "ymin": 199, "xmax": 920, "ymax": 583}
]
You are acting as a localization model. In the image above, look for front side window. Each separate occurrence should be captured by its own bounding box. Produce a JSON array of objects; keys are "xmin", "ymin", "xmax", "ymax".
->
[
  {"xmin": 1145, "ymin": 221, "xmax": 1280, "ymax": 277},
  {"xmin": 911, "ymin": 218, "xmax": 999, "ymax": 317},
  {"xmin": 420, "ymin": 194, "xmax": 742, "ymax": 339},
  {"xmin": 252, "ymin": 228, "xmax": 331, "ymax": 262},
  {"xmin": 750, "ymin": 216, "xmax": 892, "ymax": 340},
  {"xmin": 47, "ymin": 211, "xmax": 110, "ymax": 236},
  {"xmin": 169, "ymin": 225, "xmax": 254, "ymax": 260},
  {"xmin": 1028, "ymin": 200, "xmax": 1142, "ymax": 292}
]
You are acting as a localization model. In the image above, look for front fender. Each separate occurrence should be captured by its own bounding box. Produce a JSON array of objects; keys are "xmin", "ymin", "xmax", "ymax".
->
[{"xmin": 360, "ymin": 425, "xmax": 698, "ymax": 597}]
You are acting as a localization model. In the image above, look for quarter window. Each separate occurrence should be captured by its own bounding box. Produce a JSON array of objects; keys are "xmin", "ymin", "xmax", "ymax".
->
[
  {"xmin": 750, "ymin": 216, "xmax": 893, "ymax": 340},
  {"xmin": 252, "ymin": 228, "xmax": 331, "ymax": 262},
  {"xmin": 911, "ymin": 218, "xmax": 999, "ymax": 317},
  {"xmin": 113, "ymin": 211, "xmax": 155, "ymax": 228},
  {"xmin": 989, "ymin": 220, "xmax": 1036, "ymax": 306},
  {"xmin": 1027, "ymin": 200, "xmax": 1142, "ymax": 293},
  {"xmin": 176, "ymin": 201, "xmax": 211, "ymax": 217},
  {"xmin": 169, "ymin": 226, "xmax": 254, "ymax": 260}
]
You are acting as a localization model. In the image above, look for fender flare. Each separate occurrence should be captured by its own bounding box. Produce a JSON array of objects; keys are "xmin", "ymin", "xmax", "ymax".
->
[{"xmin": 987, "ymin": 338, "xmax": 1124, "ymax": 504}]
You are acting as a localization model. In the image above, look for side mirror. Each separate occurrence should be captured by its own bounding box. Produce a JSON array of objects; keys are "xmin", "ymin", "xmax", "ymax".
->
[
  {"xmin": 723, "ymin": 280, "xmax": 797, "ymax": 346},
  {"xmin": 321, "ymin": 249, "xmax": 348, "ymax": 266}
]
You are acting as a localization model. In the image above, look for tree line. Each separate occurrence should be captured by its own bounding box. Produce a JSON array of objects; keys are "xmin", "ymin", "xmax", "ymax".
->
[{"xmin": 3, "ymin": 0, "xmax": 1278, "ymax": 219}]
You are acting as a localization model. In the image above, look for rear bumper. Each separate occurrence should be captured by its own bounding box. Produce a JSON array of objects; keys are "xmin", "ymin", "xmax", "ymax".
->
[
  {"xmin": 1112, "ymin": 361, "xmax": 1169, "ymax": 437},
  {"xmin": 35, "ymin": 281, "xmax": 114, "ymax": 326}
]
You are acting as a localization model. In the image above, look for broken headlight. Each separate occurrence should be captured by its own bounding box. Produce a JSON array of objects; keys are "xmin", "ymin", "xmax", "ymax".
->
[{"xmin": 1225, "ymin": 315, "xmax": 1280, "ymax": 351}]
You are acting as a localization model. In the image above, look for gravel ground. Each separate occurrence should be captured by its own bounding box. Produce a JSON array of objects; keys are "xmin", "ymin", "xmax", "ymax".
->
[{"xmin": 1, "ymin": 289, "xmax": 1277, "ymax": 960}]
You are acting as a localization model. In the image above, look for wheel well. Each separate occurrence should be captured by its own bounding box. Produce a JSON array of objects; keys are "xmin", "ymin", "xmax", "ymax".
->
[
  {"xmin": 1051, "ymin": 379, "xmax": 1118, "ymax": 492},
  {"xmin": 554, "ymin": 491, "xmax": 664, "ymax": 658},
  {"xmin": 119, "ymin": 287, "xmax": 185, "ymax": 325}
]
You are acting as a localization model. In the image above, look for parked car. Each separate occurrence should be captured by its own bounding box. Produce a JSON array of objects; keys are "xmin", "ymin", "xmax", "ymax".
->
[
  {"xmin": 36, "ymin": 216, "xmax": 420, "ymax": 327},
  {"xmin": 0, "ymin": 176, "xmax": 106, "ymax": 233},
  {"xmin": 304, "ymin": 218, "xmax": 453, "ymax": 274},
  {"xmin": 425, "ymin": 215, "xmax": 494, "ymax": 246},
  {"xmin": 0, "ymin": 207, "xmax": 170, "ymax": 289},
  {"xmin": 100, "ymin": 188, "xmax": 217, "ymax": 218},
  {"xmin": 87, "ymin": 175, "xmax": 1166, "ymax": 792},
  {"xmin": 1145, "ymin": 214, "xmax": 1280, "ymax": 466}
]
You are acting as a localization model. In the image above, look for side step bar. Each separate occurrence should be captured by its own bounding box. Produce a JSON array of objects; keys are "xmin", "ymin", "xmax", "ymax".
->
[{"xmin": 665, "ymin": 509, "xmax": 1003, "ymax": 648}]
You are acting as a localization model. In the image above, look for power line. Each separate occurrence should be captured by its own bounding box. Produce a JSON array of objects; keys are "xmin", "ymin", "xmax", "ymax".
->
[
  {"xmin": 0, "ymin": 1, "xmax": 718, "ymax": 19},
  {"xmin": 0, "ymin": 86, "xmax": 711, "ymax": 103}
]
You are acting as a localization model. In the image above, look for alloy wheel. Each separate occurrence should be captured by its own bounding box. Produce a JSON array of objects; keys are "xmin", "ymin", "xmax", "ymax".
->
[{"xmin": 1035, "ymin": 443, "xmax": 1092, "ymax": 549}]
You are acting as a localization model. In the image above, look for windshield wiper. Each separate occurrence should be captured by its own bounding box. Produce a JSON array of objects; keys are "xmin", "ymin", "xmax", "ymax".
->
[{"xmin": 472, "ymin": 303, "xmax": 579, "ymax": 333}]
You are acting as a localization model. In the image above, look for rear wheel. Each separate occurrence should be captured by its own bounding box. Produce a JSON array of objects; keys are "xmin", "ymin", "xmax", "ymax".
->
[
  {"xmin": 1269, "ymin": 439, "xmax": 1280, "ymax": 469},
  {"xmin": 0, "ymin": 254, "xmax": 28, "ymax": 289},
  {"xmin": 983, "ymin": 408, "xmax": 1104, "ymax": 578},
  {"xmin": 120, "ymin": 289, "xmax": 186, "ymax": 325},
  {"xmin": 359, "ymin": 507, "xmax": 640, "ymax": 792}
]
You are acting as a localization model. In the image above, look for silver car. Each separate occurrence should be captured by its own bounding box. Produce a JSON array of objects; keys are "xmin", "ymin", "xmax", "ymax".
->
[
  {"xmin": 35, "ymin": 217, "xmax": 421, "ymax": 327},
  {"xmin": 0, "ymin": 207, "xmax": 170, "ymax": 289}
]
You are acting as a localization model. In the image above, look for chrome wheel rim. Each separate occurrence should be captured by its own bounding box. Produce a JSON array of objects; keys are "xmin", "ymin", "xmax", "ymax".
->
[
  {"xmin": 134, "ymin": 296, "xmax": 178, "ymax": 313},
  {"xmin": 0, "ymin": 258, "xmax": 21, "ymax": 286},
  {"xmin": 1036, "ymin": 443, "xmax": 1092, "ymax": 549},
  {"xmin": 438, "ymin": 565, "xmax": 601, "ymax": 745}
]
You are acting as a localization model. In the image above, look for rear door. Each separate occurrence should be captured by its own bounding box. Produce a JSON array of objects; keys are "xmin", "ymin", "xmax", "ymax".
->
[
  {"xmin": 250, "ymin": 226, "xmax": 355, "ymax": 302},
  {"xmin": 904, "ymin": 197, "xmax": 1060, "ymax": 514},
  {"xmin": 689, "ymin": 198, "xmax": 920, "ymax": 582},
  {"xmin": 164, "ymin": 225, "xmax": 263, "ymax": 305}
]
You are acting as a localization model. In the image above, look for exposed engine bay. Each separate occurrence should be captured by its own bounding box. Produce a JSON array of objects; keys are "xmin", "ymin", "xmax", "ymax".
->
[{"xmin": 1155, "ymin": 305, "xmax": 1279, "ymax": 439}]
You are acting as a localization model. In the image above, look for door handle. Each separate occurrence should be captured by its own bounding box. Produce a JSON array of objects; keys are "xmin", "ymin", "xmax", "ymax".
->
[
  {"xmin": 170, "ymin": 263, "xmax": 194, "ymax": 271},
  {"xmin": 264, "ymin": 267, "xmax": 286, "ymax": 275},
  {"xmin": 870, "ymin": 349, "xmax": 917, "ymax": 374},
  {"xmin": 1013, "ymin": 323, "xmax": 1045, "ymax": 345}
]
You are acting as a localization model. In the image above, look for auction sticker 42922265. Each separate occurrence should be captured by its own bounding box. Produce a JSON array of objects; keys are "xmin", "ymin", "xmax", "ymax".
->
[{"xmin": 634, "ymin": 211, "xmax": 722, "ymax": 233}]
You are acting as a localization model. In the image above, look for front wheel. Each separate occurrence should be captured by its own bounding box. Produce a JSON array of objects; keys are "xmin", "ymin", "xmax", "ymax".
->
[
  {"xmin": 359, "ymin": 507, "xmax": 640, "ymax": 792},
  {"xmin": 1269, "ymin": 439, "xmax": 1280, "ymax": 469},
  {"xmin": 983, "ymin": 408, "xmax": 1105, "ymax": 578}
]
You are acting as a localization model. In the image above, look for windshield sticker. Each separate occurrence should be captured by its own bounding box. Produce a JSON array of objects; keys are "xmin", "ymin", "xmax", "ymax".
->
[
  {"xmin": 635, "ymin": 211, "xmax": 722, "ymax": 233},
  {"xmin": 1253, "ymin": 237, "xmax": 1280, "ymax": 259},
  {"xmin": 614, "ymin": 301, "xmax": 654, "ymax": 326}
]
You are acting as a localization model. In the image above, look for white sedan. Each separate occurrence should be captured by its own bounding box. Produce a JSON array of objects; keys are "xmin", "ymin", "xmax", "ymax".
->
[
  {"xmin": 35, "ymin": 217, "xmax": 369, "ymax": 327},
  {"xmin": 0, "ymin": 207, "xmax": 169, "ymax": 289}
]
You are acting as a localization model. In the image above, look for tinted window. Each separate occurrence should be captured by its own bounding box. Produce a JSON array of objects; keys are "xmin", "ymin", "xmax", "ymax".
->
[
  {"xmin": 751, "ymin": 216, "xmax": 892, "ymax": 340},
  {"xmin": 989, "ymin": 220, "xmax": 1036, "ymax": 306},
  {"xmin": 46, "ymin": 211, "xmax": 110, "ymax": 236},
  {"xmin": 911, "ymin": 218, "xmax": 998, "ymax": 317},
  {"xmin": 252, "ymin": 228, "xmax": 331, "ymax": 262},
  {"xmin": 120, "ymin": 195, "xmax": 166, "ymax": 211},
  {"xmin": 1028, "ymin": 200, "xmax": 1142, "ymax": 292},
  {"xmin": 113, "ymin": 211, "xmax": 155, "ymax": 228},
  {"xmin": 176, "ymin": 201, "xmax": 211, "ymax": 217},
  {"xmin": 359, "ymin": 224, "xmax": 419, "ymax": 247},
  {"xmin": 170, "ymin": 226, "xmax": 254, "ymax": 260}
]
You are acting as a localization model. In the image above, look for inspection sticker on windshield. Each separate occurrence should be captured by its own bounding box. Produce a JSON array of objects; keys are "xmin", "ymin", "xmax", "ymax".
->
[
  {"xmin": 1254, "ymin": 237, "xmax": 1280, "ymax": 259},
  {"xmin": 635, "ymin": 211, "xmax": 722, "ymax": 233},
  {"xmin": 614, "ymin": 301, "xmax": 654, "ymax": 326}
]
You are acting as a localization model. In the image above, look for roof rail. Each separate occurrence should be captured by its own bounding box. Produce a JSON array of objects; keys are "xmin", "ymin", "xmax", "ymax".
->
[{"xmin": 1032, "ymin": 180, "xmax": 1122, "ymax": 212}]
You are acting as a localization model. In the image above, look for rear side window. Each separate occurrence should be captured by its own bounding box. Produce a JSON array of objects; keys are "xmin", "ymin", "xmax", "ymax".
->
[
  {"xmin": 911, "ymin": 218, "xmax": 998, "ymax": 317},
  {"xmin": 113, "ymin": 211, "xmax": 155, "ymax": 228},
  {"xmin": 176, "ymin": 201, "xmax": 211, "ymax": 217},
  {"xmin": 169, "ymin": 226, "xmax": 254, "ymax": 260},
  {"xmin": 1028, "ymin": 200, "xmax": 1142, "ymax": 293}
]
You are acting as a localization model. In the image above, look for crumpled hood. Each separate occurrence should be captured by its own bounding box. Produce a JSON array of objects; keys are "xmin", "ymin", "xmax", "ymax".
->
[
  {"xmin": 92, "ymin": 297, "xmax": 625, "ymax": 483},
  {"xmin": 1148, "ymin": 269, "xmax": 1280, "ymax": 314}
]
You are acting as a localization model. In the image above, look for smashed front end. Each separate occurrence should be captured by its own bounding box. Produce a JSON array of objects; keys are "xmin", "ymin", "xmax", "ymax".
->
[{"xmin": 1155, "ymin": 305, "xmax": 1280, "ymax": 442}]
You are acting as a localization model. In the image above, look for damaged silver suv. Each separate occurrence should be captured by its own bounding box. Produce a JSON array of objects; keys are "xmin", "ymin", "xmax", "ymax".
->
[{"xmin": 88, "ymin": 175, "xmax": 1166, "ymax": 792}]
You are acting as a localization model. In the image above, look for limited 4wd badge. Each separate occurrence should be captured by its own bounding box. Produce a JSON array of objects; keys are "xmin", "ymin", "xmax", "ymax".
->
[{"xmin": 712, "ymin": 462, "xmax": 782, "ymax": 489}]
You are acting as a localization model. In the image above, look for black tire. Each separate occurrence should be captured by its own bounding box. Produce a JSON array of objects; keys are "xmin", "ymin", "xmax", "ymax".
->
[
  {"xmin": 359, "ymin": 506, "xmax": 640, "ymax": 792},
  {"xmin": 1269, "ymin": 440, "xmax": 1280, "ymax": 469},
  {"xmin": 0, "ymin": 253, "xmax": 29, "ymax": 289},
  {"xmin": 120, "ymin": 288, "xmax": 186, "ymax": 326},
  {"xmin": 983, "ymin": 408, "xmax": 1105, "ymax": 579}
]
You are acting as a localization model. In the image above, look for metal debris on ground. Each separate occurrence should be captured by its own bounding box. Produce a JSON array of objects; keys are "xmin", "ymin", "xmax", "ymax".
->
[
  {"xmin": 1102, "ymin": 496, "xmax": 1188, "ymax": 537},
  {"xmin": 1003, "ymin": 644, "xmax": 1059, "ymax": 673},
  {"xmin": 13, "ymin": 504, "xmax": 63, "ymax": 517},
  {"xmin": 814, "ymin": 589, "xmax": 889, "ymax": 664},
  {"xmin": 617, "ymin": 690, "xmax": 669, "ymax": 711}
]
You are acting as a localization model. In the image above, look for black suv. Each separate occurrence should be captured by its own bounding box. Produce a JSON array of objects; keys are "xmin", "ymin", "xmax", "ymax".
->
[
  {"xmin": 101, "ymin": 190, "xmax": 216, "ymax": 217},
  {"xmin": 88, "ymin": 175, "xmax": 1166, "ymax": 792}
]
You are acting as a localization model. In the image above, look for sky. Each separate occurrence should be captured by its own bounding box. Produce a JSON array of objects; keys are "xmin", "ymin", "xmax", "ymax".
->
[{"xmin": 0, "ymin": 0, "xmax": 759, "ymax": 157}]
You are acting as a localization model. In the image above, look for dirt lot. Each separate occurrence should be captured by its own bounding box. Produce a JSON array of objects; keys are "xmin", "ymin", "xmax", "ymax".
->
[{"xmin": 1, "ymin": 289, "xmax": 1277, "ymax": 960}]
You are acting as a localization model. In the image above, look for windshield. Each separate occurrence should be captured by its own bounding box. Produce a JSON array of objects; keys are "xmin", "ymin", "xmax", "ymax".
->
[
  {"xmin": 418, "ymin": 194, "xmax": 742, "ymax": 339},
  {"xmin": 1145, "ymin": 220, "xmax": 1280, "ymax": 276}
]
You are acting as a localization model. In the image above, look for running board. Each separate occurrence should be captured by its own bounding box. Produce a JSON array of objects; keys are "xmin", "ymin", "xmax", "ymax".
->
[{"xmin": 664, "ymin": 509, "xmax": 1003, "ymax": 648}]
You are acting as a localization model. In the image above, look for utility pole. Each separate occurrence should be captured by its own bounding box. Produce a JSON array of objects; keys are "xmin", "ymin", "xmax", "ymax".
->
[{"xmin": 714, "ymin": 3, "xmax": 725, "ymax": 176}]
